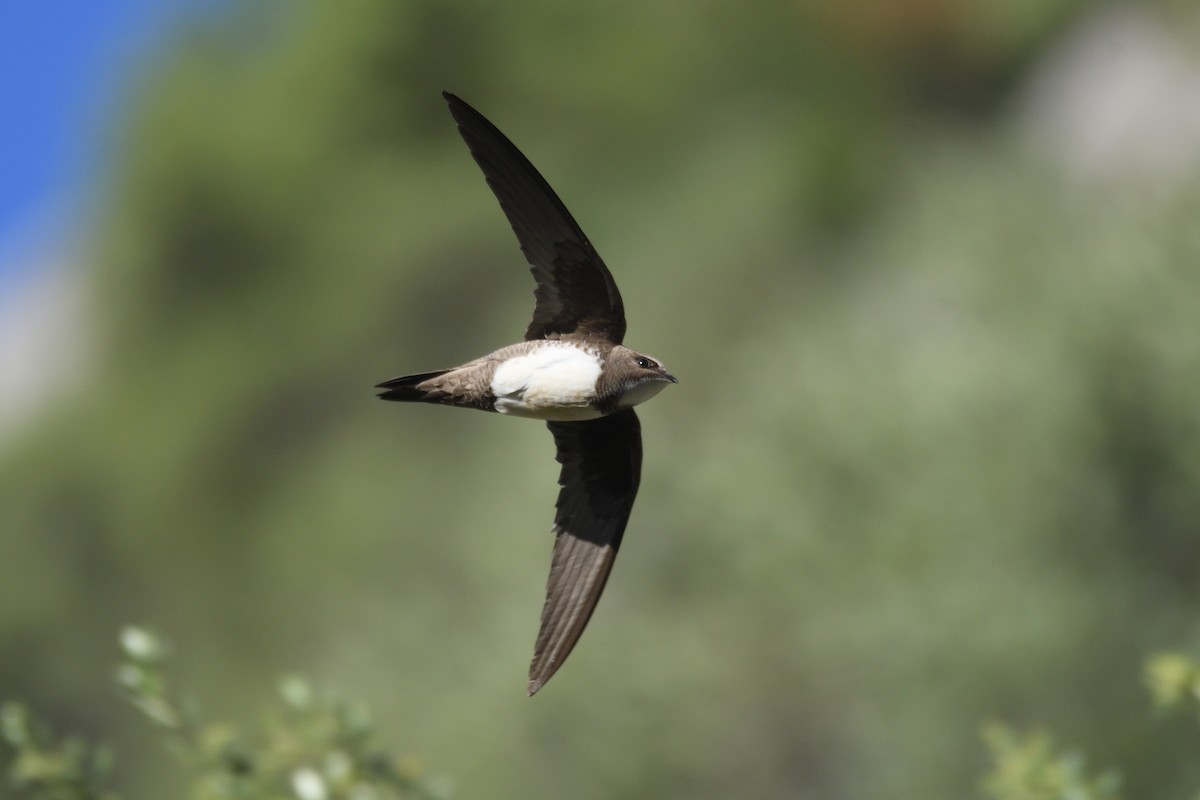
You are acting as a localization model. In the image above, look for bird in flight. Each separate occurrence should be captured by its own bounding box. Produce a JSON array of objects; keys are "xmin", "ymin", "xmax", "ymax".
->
[{"xmin": 376, "ymin": 92, "xmax": 677, "ymax": 695}]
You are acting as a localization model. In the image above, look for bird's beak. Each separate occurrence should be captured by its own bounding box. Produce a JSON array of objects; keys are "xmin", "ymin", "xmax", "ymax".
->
[{"xmin": 663, "ymin": 372, "xmax": 678, "ymax": 384}]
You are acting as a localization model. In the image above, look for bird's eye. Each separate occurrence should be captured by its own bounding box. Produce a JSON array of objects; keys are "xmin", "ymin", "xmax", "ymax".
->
[{"xmin": 635, "ymin": 357, "xmax": 654, "ymax": 369}]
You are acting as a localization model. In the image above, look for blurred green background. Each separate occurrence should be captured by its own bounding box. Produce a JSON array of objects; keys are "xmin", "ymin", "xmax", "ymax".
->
[{"xmin": 4, "ymin": 0, "xmax": 1200, "ymax": 797}]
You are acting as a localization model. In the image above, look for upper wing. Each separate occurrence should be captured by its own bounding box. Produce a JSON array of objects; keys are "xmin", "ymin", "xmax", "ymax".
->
[
  {"xmin": 529, "ymin": 409, "xmax": 642, "ymax": 694},
  {"xmin": 443, "ymin": 92, "xmax": 627, "ymax": 344}
]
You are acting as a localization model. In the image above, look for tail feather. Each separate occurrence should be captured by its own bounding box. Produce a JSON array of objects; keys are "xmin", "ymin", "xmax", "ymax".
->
[
  {"xmin": 376, "ymin": 369, "xmax": 495, "ymax": 411},
  {"xmin": 375, "ymin": 370, "xmax": 450, "ymax": 402}
]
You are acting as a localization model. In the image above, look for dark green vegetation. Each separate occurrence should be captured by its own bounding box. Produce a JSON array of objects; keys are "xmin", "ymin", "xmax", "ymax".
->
[
  {"xmin": 3, "ymin": 628, "xmax": 446, "ymax": 799},
  {"xmin": 8, "ymin": 630, "xmax": 1198, "ymax": 799},
  {"xmin": 3, "ymin": 1, "xmax": 1200, "ymax": 797}
]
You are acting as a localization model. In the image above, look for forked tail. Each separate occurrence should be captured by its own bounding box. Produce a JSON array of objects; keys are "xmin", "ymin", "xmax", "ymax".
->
[
  {"xmin": 375, "ymin": 370, "xmax": 452, "ymax": 403},
  {"xmin": 375, "ymin": 369, "xmax": 495, "ymax": 411}
]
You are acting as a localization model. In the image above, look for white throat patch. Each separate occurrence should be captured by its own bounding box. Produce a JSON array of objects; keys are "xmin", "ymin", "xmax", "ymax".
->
[
  {"xmin": 491, "ymin": 343, "xmax": 604, "ymax": 420},
  {"xmin": 617, "ymin": 377, "xmax": 670, "ymax": 409}
]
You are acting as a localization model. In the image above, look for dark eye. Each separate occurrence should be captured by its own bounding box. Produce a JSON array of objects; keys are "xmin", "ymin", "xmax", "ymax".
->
[{"xmin": 635, "ymin": 357, "xmax": 655, "ymax": 369}]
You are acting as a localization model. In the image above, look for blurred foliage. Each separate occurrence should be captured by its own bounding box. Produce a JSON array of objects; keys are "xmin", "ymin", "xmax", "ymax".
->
[
  {"xmin": 980, "ymin": 725, "xmax": 1121, "ymax": 800},
  {"xmin": 980, "ymin": 649, "xmax": 1200, "ymax": 800},
  {"xmin": 1146, "ymin": 652, "xmax": 1200, "ymax": 714},
  {"xmin": 3, "ymin": 0, "xmax": 1200, "ymax": 798},
  {"xmin": 2, "ymin": 628, "xmax": 446, "ymax": 800},
  {"xmin": 9, "ymin": 637, "xmax": 1200, "ymax": 800},
  {"xmin": 1, "ymin": 703, "xmax": 116, "ymax": 800}
]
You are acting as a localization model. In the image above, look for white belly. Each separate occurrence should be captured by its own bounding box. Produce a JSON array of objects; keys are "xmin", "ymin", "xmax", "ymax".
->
[{"xmin": 491, "ymin": 344, "xmax": 604, "ymax": 421}]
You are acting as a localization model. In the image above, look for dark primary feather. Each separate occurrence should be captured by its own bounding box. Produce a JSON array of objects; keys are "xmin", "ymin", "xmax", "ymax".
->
[
  {"xmin": 528, "ymin": 409, "xmax": 643, "ymax": 695},
  {"xmin": 442, "ymin": 92, "xmax": 627, "ymax": 344}
]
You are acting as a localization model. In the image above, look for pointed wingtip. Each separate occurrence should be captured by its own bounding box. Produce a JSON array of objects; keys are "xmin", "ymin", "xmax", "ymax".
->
[
  {"xmin": 442, "ymin": 91, "xmax": 474, "ymax": 129},
  {"xmin": 527, "ymin": 656, "xmax": 555, "ymax": 696}
]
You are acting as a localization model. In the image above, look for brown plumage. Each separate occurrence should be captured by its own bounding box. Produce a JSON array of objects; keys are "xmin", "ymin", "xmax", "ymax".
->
[
  {"xmin": 444, "ymin": 94, "xmax": 626, "ymax": 344},
  {"xmin": 530, "ymin": 410, "xmax": 642, "ymax": 694},
  {"xmin": 376, "ymin": 93, "xmax": 676, "ymax": 695}
]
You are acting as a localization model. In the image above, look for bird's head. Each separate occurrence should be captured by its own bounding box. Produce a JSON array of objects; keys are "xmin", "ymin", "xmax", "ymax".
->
[{"xmin": 608, "ymin": 346, "xmax": 677, "ymax": 409}]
